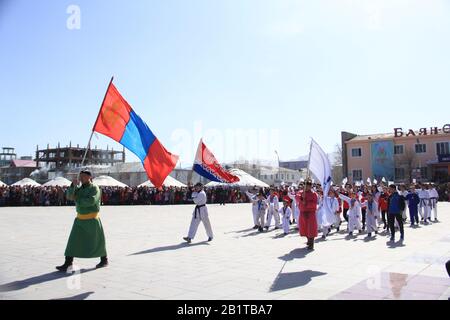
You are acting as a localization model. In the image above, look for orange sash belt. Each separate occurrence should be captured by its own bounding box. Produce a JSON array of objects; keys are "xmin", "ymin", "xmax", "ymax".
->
[{"xmin": 77, "ymin": 212, "xmax": 99, "ymax": 220}]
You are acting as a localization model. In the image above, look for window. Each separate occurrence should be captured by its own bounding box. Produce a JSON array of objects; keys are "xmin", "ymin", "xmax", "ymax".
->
[
  {"xmin": 415, "ymin": 144, "xmax": 427, "ymax": 154},
  {"xmin": 395, "ymin": 168, "xmax": 405, "ymax": 180},
  {"xmin": 351, "ymin": 148, "xmax": 362, "ymax": 157},
  {"xmin": 352, "ymin": 169, "xmax": 362, "ymax": 181},
  {"xmin": 275, "ymin": 174, "xmax": 278, "ymax": 179},
  {"xmin": 436, "ymin": 142, "xmax": 450, "ymax": 156},
  {"xmin": 420, "ymin": 167, "xmax": 428, "ymax": 178},
  {"xmin": 291, "ymin": 174, "xmax": 294, "ymax": 179},
  {"xmin": 394, "ymin": 145, "xmax": 404, "ymax": 155}
]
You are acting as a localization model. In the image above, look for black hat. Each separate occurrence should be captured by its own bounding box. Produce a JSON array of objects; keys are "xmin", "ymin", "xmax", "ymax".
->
[
  {"xmin": 194, "ymin": 182, "xmax": 203, "ymax": 188},
  {"xmin": 80, "ymin": 170, "xmax": 92, "ymax": 176}
]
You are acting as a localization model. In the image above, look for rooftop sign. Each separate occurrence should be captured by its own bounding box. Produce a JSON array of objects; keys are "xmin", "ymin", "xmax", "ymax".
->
[{"xmin": 394, "ymin": 124, "xmax": 450, "ymax": 138}]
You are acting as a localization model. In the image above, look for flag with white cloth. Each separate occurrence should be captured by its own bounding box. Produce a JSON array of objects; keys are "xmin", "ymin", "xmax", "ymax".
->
[
  {"xmin": 308, "ymin": 138, "xmax": 333, "ymax": 225},
  {"xmin": 308, "ymin": 138, "xmax": 332, "ymax": 194}
]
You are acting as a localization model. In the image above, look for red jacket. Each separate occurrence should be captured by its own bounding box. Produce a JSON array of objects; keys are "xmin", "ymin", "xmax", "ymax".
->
[
  {"xmin": 296, "ymin": 190, "xmax": 318, "ymax": 213},
  {"xmin": 378, "ymin": 193, "xmax": 388, "ymax": 211}
]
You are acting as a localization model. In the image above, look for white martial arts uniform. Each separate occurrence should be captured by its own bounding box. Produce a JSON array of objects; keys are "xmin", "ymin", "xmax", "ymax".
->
[
  {"xmin": 254, "ymin": 198, "xmax": 267, "ymax": 228},
  {"xmin": 279, "ymin": 206, "xmax": 292, "ymax": 234},
  {"xmin": 246, "ymin": 191, "xmax": 259, "ymax": 226},
  {"xmin": 361, "ymin": 199, "xmax": 379, "ymax": 233},
  {"xmin": 265, "ymin": 194, "xmax": 281, "ymax": 228},
  {"xmin": 187, "ymin": 190, "xmax": 214, "ymax": 240},
  {"xmin": 429, "ymin": 188, "xmax": 439, "ymax": 220},
  {"xmin": 399, "ymin": 190, "xmax": 409, "ymax": 221},
  {"xmin": 417, "ymin": 188, "xmax": 431, "ymax": 221},
  {"xmin": 318, "ymin": 196, "xmax": 339, "ymax": 236},
  {"xmin": 288, "ymin": 192, "xmax": 300, "ymax": 223},
  {"xmin": 339, "ymin": 194, "xmax": 362, "ymax": 233}
]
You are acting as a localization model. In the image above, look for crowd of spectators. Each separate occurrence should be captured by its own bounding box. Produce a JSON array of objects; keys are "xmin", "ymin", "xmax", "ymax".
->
[{"xmin": 1, "ymin": 182, "xmax": 450, "ymax": 207}]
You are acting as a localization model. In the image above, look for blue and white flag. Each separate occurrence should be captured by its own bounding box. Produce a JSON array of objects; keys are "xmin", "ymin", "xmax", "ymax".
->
[{"xmin": 308, "ymin": 138, "xmax": 332, "ymax": 197}]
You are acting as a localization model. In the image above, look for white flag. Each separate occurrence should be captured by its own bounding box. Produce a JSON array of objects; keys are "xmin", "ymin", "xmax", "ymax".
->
[
  {"xmin": 342, "ymin": 177, "xmax": 348, "ymax": 187},
  {"xmin": 366, "ymin": 177, "xmax": 372, "ymax": 186},
  {"xmin": 308, "ymin": 138, "xmax": 332, "ymax": 196}
]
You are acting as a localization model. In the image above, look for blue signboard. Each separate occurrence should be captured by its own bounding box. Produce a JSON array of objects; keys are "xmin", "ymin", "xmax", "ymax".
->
[
  {"xmin": 371, "ymin": 141, "xmax": 394, "ymax": 181},
  {"xmin": 438, "ymin": 154, "xmax": 450, "ymax": 162}
]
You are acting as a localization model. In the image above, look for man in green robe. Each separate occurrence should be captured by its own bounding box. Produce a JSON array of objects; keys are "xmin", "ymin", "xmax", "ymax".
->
[{"xmin": 56, "ymin": 170, "xmax": 108, "ymax": 271}]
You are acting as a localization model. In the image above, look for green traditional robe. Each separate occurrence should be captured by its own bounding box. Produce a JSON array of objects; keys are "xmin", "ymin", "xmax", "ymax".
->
[{"xmin": 64, "ymin": 182, "xmax": 107, "ymax": 258}]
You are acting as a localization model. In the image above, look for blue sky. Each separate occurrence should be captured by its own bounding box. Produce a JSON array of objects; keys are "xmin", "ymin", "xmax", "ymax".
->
[{"xmin": 1, "ymin": 0, "xmax": 449, "ymax": 167}]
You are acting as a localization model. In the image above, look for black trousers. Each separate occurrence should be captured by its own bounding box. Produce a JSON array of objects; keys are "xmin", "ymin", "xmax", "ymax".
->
[
  {"xmin": 343, "ymin": 208, "xmax": 349, "ymax": 222},
  {"xmin": 387, "ymin": 213, "xmax": 404, "ymax": 237},
  {"xmin": 381, "ymin": 210, "xmax": 387, "ymax": 227},
  {"xmin": 361, "ymin": 208, "xmax": 366, "ymax": 227}
]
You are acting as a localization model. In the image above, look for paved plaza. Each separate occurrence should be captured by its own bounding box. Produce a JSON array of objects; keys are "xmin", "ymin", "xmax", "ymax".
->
[{"xmin": 0, "ymin": 203, "xmax": 449, "ymax": 300}]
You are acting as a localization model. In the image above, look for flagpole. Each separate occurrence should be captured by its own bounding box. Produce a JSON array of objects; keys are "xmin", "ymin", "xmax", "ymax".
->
[
  {"xmin": 79, "ymin": 76, "xmax": 114, "ymax": 173},
  {"xmin": 307, "ymin": 138, "xmax": 313, "ymax": 179}
]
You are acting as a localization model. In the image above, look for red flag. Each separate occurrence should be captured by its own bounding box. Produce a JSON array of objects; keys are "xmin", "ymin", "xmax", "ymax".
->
[{"xmin": 93, "ymin": 81, "xmax": 178, "ymax": 188}]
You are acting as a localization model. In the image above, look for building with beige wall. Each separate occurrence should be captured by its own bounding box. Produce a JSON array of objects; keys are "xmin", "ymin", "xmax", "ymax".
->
[{"xmin": 342, "ymin": 124, "xmax": 450, "ymax": 183}]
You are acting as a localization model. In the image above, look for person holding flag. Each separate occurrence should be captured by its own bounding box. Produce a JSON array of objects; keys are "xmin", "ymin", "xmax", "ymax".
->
[
  {"xmin": 56, "ymin": 77, "xmax": 178, "ymax": 269},
  {"xmin": 185, "ymin": 139, "xmax": 239, "ymax": 241},
  {"xmin": 295, "ymin": 179, "xmax": 318, "ymax": 250},
  {"xmin": 183, "ymin": 182, "xmax": 213, "ymax": 243},
  {"xmin": 56, "ymin": 170, "xmax": 108, "ymax": 271}
]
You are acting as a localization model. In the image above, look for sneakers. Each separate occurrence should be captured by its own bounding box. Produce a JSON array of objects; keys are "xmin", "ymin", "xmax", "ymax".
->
[
  {"xmin": 258, "ymin": 227, "xmax": 263, "ymax": 232},
  {"xmin": 183, "ymin": 237, "xmax": 191, "ymax": 243},
  {"xmin": 252, "ymin": 225, "xmax": 259, "ymax": 229},
  {"xmin": 368, "ymin": 233, "xmax": 372, "ymax": 237},
  {"xmin": 207, "ymin": 237, "xmax": 213, "ymax": 242}
]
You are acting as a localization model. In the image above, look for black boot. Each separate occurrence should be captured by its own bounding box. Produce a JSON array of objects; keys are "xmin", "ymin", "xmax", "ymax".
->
[
  {"xmin": 56, "ymin": 256, "xmax": 73, "ymax": 272},
  {"xmin": 96, "ymin": 256, "xmax": 109, "ymax": 269}
]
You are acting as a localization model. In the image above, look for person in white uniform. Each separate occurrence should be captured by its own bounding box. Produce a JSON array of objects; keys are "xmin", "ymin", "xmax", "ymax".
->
[
  {"xmin": 417, "ymin": 183, "xmax": 431, "ymax": 224},
  {"xmin": 288, "ymin": 187, "xmax": 301, "ymax": 229},
  {"xmin": 183, "ymin": 183, "xmax": 213, "ymax": 243},
  {"xmin": 265, "ymin": 189, "xmax": 280, "ymax": 230},
  {"xmin": 318, "ymin": 189, "xmax": 339, "ymax": 239},
  {"xmin": 279, "ymin": 197, "xmax": 292, "ymax": 235},
  {"xmin": 338, "ymin": 191, "xmax": 363, "ymax": 236},
  {"xmin": 361, "ymin": 193, "xmax": 379, "ymax": 237},
  {"xmin": 428, "ymin": 184, "xmax": 439, "ymax": 222},
  {"xmin": 245, "ymin": 189, "xmax": 260, "ymax": 229},
  {"xmin": 398, "ymin": 184, "xmax": 409, "ymax": 222},
  {"xmin": 254, "ymin": 192, "xmax": 268, "ymax": 232}
]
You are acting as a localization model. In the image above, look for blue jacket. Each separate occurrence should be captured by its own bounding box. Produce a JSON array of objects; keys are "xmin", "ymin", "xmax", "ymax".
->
[
  {"xmin": 387, "ymin": 192, "xmax": 402, "ymax": 214},
  {"xmin": 405, "ymin": 192, "xmax": 420, "ymax": 208}
]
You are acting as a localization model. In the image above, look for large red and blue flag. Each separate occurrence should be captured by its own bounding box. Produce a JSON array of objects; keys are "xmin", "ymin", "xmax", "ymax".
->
[
  {"xmin": 93, "ymin": 81, "xmax": 178, "ymax": 188},
  {"xmin": 193, "ymin": 139, "xmax": 239, "ymax": 183}
]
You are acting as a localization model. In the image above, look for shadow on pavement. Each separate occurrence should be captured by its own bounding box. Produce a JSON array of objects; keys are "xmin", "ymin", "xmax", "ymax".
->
[
  {"xmin": 130, "ymin": 241, "xmax": 209, "ymax": 255},
  {"xmin": 386, "ymin": 240, "xmax": 406, "ymax": 248},
  {"xmin": 270, "ymin": 269, "xmax": 327, "ymax": 292},
  {"xmin": 278, "ymin": 247, "xmax": 313, "ymax": 262},
  {"xmin": 0, "ymin": 268, "xmax": 96, "ymax": 292},
  {"xmin": 51, "ymin": 291, "xmax": 95, "ymax": 300}
]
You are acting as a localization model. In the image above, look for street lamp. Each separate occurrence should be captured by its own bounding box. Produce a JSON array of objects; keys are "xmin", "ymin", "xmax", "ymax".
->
[{"xmin": 274, "ymin": 150, "xmax": 280, "ymax": 184}]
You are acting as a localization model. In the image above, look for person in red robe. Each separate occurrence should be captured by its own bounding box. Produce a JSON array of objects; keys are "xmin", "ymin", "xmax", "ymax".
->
[{"xmin": 295, "ymin": 179, "xmax": 318, "ymax": 250}]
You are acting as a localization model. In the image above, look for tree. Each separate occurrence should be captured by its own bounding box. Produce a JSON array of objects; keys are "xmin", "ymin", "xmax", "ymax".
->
[
  {"xmin": 396, "ymin": 148, "xmax": 417, "ymax": 183},
  {"xmin": 332, "ymin": 143, "xmax": 343, "ymax": 184}
]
